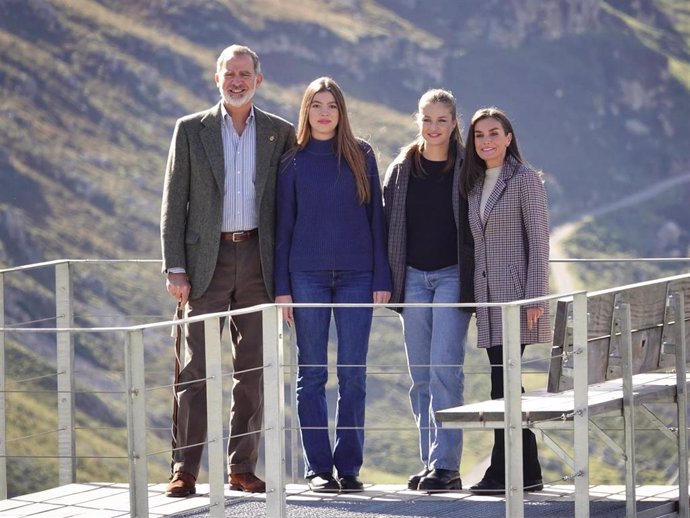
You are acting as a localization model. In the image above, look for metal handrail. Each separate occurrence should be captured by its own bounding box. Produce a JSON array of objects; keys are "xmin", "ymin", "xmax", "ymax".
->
[{"xmin": 0, "ymin": 259, "xmax": 688, "ymax": 517}]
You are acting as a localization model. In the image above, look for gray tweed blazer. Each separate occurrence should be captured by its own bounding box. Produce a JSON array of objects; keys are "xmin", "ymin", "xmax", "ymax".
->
[
  {"xmin": 160, "ymin": 102, "xmax": 296, "ymax": 300},
  {"xmin": 469, "ymin": 155, "xmax": 551, "ymax": 348}
]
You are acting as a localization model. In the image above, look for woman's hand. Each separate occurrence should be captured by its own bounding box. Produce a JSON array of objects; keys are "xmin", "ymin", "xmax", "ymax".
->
[
  {"xmin": 373, "ymin": 290, "xmax": 391, "ymax": 305},
  {"xmin": 275, "ymin": 295, "xmax": 294, "ymax": 327},
  {"xmin": 526, "ymin": 306, "xmax": 544, "ymax": 330}
]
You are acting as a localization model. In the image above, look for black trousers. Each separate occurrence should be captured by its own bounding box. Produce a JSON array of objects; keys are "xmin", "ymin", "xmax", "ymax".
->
[{"xmin": 482, "ymin": 345, "xmax": 542, "ymax": 483}]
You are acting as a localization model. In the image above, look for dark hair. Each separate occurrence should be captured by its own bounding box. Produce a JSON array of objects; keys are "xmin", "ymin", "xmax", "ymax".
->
[
  {"xmin": 398, "ymin": 89, "xmax": 464, "ymax": 178},
  {"xmin": 294, "ymin": 77, "xmax": 370, "ymax": 204},
  {"xmin": 459, "ymin": 107, "xmax": 523, "ymax": 198}
]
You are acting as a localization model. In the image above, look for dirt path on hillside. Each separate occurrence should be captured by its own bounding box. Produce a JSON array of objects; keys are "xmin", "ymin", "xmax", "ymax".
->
[{"xmin": 550, "ymin": 172, "xmax": 690, "ymax": 295}]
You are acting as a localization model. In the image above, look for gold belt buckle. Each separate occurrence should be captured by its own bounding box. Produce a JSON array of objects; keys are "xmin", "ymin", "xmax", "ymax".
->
[{"xmin": 232, "ymin": 232, "xmax": 244, "ymax": 242}]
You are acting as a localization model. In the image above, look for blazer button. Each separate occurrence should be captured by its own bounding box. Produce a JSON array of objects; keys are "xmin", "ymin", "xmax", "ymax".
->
[{"xmin": 482, "ymin": 271, "xmax": 486, "ymax": 277}]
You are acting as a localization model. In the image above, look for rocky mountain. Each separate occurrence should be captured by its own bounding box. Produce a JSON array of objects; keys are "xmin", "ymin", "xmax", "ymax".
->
[
  {"xmin": 1, "ymin": 0, "xmax": 689, "ymax": 496},
  {"xmin": 2, "ymin": 0, "xmax": 689, "ymax": 266}
]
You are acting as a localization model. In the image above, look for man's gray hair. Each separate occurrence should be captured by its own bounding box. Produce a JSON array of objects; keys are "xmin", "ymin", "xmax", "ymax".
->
[{"xmin": 216, "ymin": 45, "xmax": 261, "ymax": 74}]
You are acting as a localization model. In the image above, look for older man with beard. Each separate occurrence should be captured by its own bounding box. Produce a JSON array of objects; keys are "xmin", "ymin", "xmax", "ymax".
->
[{"xmin": 161, "ymin": 44, "xmax": 295, "ymax": 497}]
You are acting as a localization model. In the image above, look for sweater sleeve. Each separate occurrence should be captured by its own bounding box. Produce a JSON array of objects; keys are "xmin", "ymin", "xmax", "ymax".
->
[
  {"xmin": 364, "ymin": 144, "xmax": 393, "ymax": 292},
  {"xmin": 274, "ymin": 155, "xmax": 297, "ymax": 296}
]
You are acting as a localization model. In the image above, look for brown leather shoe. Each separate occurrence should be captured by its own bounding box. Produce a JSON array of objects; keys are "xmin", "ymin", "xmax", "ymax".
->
[
  {"xmin": 165, "ymin": 471, "xmax": 196, "ymax": 497},
  {"xmin": 229, "ymin": 472, "xmax": 266, "ymax": 493}
]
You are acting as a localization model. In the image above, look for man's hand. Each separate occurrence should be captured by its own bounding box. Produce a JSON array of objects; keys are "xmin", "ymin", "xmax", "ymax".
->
[
  {"xmin": 373, "ymin": 291, "xmax": 391, "ymax": 305},
  {"xmin": 166, "ymin": 272, "xmax": 191, "ymax": 305},
  {"xmin": 275, "ymin": 295, "xmax": 294, "ymax": 327}
]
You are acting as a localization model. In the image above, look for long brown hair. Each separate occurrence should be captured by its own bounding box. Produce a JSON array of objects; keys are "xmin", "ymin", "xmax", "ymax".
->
[
  {"xmin": 293, "ymin": 77, "xmax": 370, "ymax": 204},
  {"xmin": 398, "ymin": 89, "xmax": 464, "ymax": 178},
  {"xmin": 459, "ymin": 107, "xmax": 523, "ymax": 198}
]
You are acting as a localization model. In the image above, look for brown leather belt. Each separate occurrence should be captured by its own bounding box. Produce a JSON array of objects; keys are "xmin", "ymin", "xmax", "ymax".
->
[{"xmin": 220, "ymin": 229, "xmax": 258, "ymax": 242}]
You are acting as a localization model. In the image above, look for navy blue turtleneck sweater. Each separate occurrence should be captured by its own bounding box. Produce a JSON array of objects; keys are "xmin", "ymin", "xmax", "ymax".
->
[{"xmin": 274, "ymin": 137, "xmax": 392, "ymax": 296}]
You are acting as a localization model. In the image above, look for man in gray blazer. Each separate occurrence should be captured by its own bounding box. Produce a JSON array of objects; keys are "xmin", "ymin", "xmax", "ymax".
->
[{"xmin": 160, "ymin": 44, "xmax": 295, "ymax": 497}]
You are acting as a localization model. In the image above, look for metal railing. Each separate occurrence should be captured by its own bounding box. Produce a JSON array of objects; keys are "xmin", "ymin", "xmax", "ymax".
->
[{"xmin": 0, "ymin": 258, "xmax": 689, "ymax": 518}]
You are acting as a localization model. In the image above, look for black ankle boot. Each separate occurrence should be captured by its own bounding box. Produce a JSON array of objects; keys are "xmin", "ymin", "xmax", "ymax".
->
[{"xmin": 418, "ymin": 468, "xmax": 462, "ymax": 492}]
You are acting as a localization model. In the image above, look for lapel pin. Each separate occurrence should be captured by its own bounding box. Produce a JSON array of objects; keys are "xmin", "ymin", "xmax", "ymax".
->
[{"xmin": 269, "ymin": 135, "xmax": 275, "ymax": 141}]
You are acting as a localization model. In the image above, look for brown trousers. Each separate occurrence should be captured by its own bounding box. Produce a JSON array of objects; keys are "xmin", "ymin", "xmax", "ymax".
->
[{"xmin": 172, "ymin": 236, "xmax": 269, "ymax": 478}]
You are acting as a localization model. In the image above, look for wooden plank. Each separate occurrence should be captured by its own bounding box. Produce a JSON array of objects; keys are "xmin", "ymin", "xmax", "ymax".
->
[
  {"xmin": 587, "ymin": 293, "xmax": 616, "ymax": 340},
  {"xmin": 547, "ymin": 277, "xmax": 690, "ymax": 392},
  {"xmin": 589, "ymin": 274, "xmax": 690, "ymax": 309},
  {"xmin": 659, "ymin": 279, "xmax": 690, "ymax": 369},
  {"xmin": 547, "ymin": 299, "xmax": 570, "ymax": 392},
  {"xmin": 551, "ymin": 328, "xmax": 664, "ymax": 391},
  {"xmin": 620, "ymin": 283, "xmax": 668, "ymax": 333},
  {"xmin": 586, "ymin": 276, "xmax": 690, "ymax": 339},
  {"xmin": 437, "ymin": 372, "xmax": 687, "ymax": 426}
]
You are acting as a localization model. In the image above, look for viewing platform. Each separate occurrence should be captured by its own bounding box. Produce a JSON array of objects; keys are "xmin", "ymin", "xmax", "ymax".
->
[
  {"xmin": 0, "ymin": 258, "xmax": 688, "ymax": 517},
  {"xmin": 1, "ymin": 481, "xmax": 682, "ymax": 517}
]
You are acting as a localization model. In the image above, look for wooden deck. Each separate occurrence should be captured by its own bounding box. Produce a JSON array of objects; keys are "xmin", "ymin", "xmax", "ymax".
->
[{"xmin": 0, "ymin": 482, "xmax": 681, "ymax": 517}]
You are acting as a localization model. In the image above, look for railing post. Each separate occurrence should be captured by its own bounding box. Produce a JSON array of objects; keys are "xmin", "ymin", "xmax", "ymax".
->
[
  {"xmin": 670, "ymin": 291, "xmax": 688, "ymax": 517},
  {"xmin": 0, "ymin": 272, "xmax": 6, "ymax": 500},
  {"xmin": 263, "ymin": 305, "xmax": 286, "ymax": 518},
  {"xmin": 572, "ymin": 292, "xmax": 590, "ymax": 518},
  {"xmin": 288, "ymin": 326, "xmax": 299, "ymax": 483},
  {"xmin": 204, "ymin": 316, "xmax": 225, "ymax": 518},
  {"xmin": 617, "ymin": 303, "xmax": 636, "ymax": 518},
  {"xmin": 55, "ymin": 261, "xmax": 76, "ymax": 485},
  {"xmin": 502, "ymin": 302, "xmax": 524, "ymax": 518},
  {"xmin": 124, "ymin": 329, "xmax": 148, "ymax": 518}
]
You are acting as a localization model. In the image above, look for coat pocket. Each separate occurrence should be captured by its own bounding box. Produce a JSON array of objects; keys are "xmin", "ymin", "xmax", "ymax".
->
[
  {"xmin": 185, "ymin": 230, "xmax": 200, "ymax": 244},
  {"xmin": 508, "ymin": 263, "xmax": 525, "ymax": 299}
]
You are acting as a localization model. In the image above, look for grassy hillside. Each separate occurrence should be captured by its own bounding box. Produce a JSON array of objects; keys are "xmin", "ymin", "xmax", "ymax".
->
[{"xmin": 1, "ymin": 0, "xmax": 689, "ymax": 497}]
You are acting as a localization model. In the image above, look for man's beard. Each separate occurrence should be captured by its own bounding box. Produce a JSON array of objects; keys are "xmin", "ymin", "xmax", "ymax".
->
[{"xmin": 222, "ymin": 81, "xmax": 256, "ymax": 107}]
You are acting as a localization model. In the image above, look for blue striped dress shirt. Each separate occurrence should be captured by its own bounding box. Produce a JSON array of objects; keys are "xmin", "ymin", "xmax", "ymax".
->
[{"xmin": 221, "ymin": 103, "xmax": 257, "ymax": 232}]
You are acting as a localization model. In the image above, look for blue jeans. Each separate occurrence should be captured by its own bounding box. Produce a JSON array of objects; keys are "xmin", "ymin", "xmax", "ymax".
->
[
  {"xmin": 402, "ymin": 265, "xmax": 470, "ymax": 471},
  {"xmin": 291, "ymin": 270, "xmax": 374, "ymax": 478}
]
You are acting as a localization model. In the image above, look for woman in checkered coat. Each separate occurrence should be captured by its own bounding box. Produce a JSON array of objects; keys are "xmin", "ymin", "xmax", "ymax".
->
[
  {"xmin": 383, "ymin": 89, "xmax": 474, "ymax": 492},
  {"xmin": 459, "ymin": 107, "xmax": 551, "ymax": 495}
]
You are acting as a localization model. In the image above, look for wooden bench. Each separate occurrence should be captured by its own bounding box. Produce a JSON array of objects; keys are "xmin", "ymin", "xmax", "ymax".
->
[{"xmin": 436, "ymin": 273, "xmax": 690, "ymax": 518}]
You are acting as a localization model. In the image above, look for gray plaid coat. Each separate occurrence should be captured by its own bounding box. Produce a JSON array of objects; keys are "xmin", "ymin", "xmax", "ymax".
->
[
  {"xmin": 383, "ymin": 151, "xmax": 474, "ymax": 309},
  {"xmin": 469, "ymin": 155, "xmax": 551, "ymax": 348}
]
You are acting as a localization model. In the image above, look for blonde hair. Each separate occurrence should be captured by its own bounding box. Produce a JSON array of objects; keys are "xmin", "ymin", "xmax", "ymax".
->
[{"xmin": 399, "ymin": 88, "xmax": 464, "ymax": 177}]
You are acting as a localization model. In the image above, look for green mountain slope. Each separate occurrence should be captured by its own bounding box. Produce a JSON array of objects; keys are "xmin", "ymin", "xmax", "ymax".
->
[{"xmin": 1, "ymin": 0, "xmax": 689, "ymax": 497}]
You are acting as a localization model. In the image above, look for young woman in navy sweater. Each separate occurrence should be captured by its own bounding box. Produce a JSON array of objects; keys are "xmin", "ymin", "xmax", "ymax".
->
[{"xmin": 274, "ymin": 77, "xmax": 392, "ymax": 493}]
